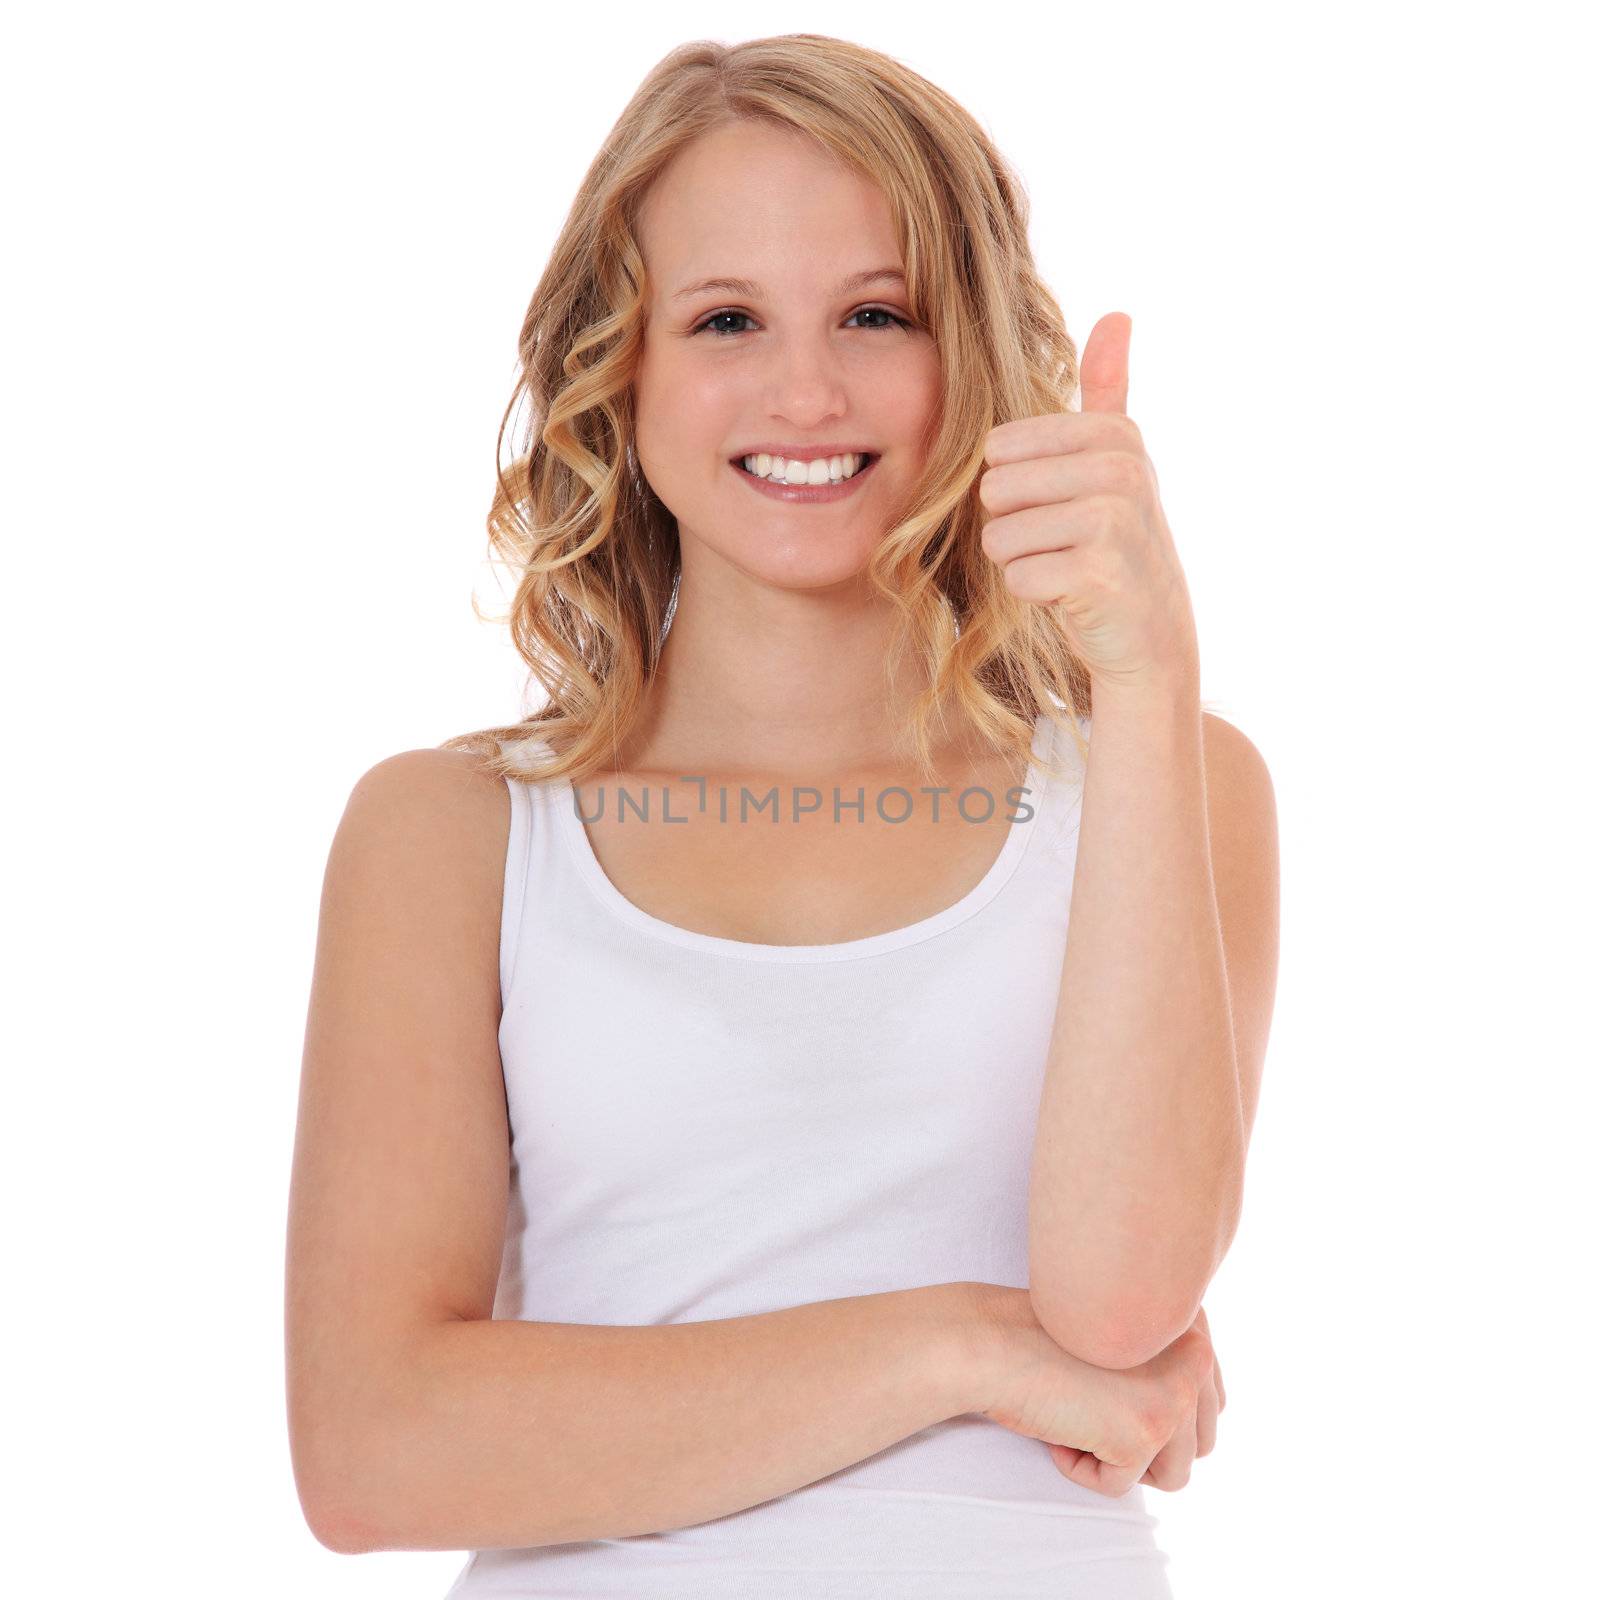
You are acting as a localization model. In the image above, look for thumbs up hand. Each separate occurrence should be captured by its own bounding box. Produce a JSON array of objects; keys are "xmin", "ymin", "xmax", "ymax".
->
[{"xmin": 978, "ymin": 312, "xmax": 1198, "ymax": 694}]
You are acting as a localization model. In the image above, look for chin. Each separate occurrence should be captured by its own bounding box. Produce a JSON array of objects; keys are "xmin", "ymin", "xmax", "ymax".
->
[{"xmin": 728, "ymin": 538, "xmax": 881, "ymax": 594}]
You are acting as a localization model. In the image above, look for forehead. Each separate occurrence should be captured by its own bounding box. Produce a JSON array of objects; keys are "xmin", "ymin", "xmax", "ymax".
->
[{"xmin": 638, "ymin": 122, "xmax": 902, "ymax": 295}]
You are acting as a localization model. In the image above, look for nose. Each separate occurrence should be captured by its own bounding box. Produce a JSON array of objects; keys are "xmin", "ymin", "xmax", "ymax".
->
[{"xmin": 762, "ymin": 341, "xmax": 850, "ymax": 425}]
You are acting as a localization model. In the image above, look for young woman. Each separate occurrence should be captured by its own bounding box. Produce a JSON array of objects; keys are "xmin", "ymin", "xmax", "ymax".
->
[{"xmin": 286, "ymin": 33, "xmax": 1279, "ymax": 1598}]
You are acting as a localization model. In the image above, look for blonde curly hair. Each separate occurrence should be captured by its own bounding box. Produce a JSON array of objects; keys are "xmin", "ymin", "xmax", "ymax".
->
[{"xmin": 442, "ymin": 32, "xmax": 1093, "ymax": 787}]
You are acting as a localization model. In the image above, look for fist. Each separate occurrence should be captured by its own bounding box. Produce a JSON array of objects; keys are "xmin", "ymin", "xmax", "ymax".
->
[{"xmin": 978, "ymin": 312, "xmax": 1198, "ymax": 692}]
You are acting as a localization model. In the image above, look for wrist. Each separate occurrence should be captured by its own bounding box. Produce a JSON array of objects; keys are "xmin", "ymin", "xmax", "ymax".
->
[
  {"xmin": 937, "ymin": 1281, "xmax": 1022, "ymax": 1417},
  {"xmin": 1091, "ymin": 664, "xmax": 1201, "ymax": 712}
]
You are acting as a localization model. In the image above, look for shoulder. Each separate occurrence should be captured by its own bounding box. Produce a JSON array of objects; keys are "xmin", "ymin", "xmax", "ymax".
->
[
  {"xmin": 328, "ymin": 747, "xmax": 511, "ymax": 919},
  {"xmin": 1198, "ymin": 711, "xmax": 1278, "ymax": 892},
  {"xmin": 1197, "ymin": 711, "xmax": 1279, "ymax": 1142},
  {"xmin": 1200, "ymin": 711, "xmax": 1275, "ymax": 812},
  {"xmin": 1197, "ymin": 713, "xmax": 1279, "ymax": 915},
  {"xmin": 345, "ymin": 744, "xmax": 509, "ymax": 820},
  {"xmin": 1197, "ymin": 713, "xmax": 1279, "ymax": 940}
]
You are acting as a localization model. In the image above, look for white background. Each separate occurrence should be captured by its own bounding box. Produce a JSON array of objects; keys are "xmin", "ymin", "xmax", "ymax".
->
[{"xmin": 6, "ymin": 3, "xmax": 1596, "ymax": 1595}]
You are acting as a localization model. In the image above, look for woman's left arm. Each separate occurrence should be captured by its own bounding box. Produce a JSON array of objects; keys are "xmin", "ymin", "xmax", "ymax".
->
[
  {"xmin": 978, "ymin": 312, "xmax": 1281, "ymax": 1372},
  {"xmin": 1027, "ymin": 679, "xmax": 1278, "ymax": 1370}
]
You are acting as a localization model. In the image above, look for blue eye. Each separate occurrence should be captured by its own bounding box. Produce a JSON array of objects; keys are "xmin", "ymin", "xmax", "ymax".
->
[{"xmin": 693, "ymin": 306, "xmax": 912, "ymax": 337}]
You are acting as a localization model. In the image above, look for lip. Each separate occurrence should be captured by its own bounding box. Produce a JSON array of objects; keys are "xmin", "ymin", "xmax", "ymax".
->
[
  {"xmin": 730, "ymin": 454, "xmax": 879, "ymax": 503},
  {"xmin": 728, "ymin": 444, "xmax": 876, "ymax": 463}
]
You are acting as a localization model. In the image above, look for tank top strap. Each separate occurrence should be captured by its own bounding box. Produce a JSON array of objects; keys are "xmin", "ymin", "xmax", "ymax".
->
[
  {"xmin": 1032, "ymin": 702, "xmax": 1090, "ymax": 854},
  {"xmin": 499, "ymin": 770, "xmax": 536, "ymax": 1006}
]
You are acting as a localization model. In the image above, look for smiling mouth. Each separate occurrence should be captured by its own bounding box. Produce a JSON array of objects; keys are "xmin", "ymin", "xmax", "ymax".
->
[{"xmin": 729, "ymin": 452, "xmax": 879, "ymax": 484}]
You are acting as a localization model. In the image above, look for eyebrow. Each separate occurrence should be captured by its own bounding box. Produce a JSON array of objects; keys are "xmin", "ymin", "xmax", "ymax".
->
[{"xmin": 670, "ymin": 266, "xmax": 907, "ymax": 303}]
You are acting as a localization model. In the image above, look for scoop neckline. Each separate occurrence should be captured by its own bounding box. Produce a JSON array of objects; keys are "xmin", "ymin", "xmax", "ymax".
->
[{"xmin": 549, "ymin": 714, "xmax": 1054, "ymax": 964}]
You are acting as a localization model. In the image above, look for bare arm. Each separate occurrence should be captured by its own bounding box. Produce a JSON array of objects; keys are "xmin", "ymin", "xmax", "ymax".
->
[
  {"xmin": 1029, "ymin": 697, "xmax": 1278, "ymax": 1366},
  {"xmin": 329, "ymin": 1281, "xmax": 986, "ymax": 1553},
  {"xmin": 284, "ymin": 748, "xmax": 992, "ymax": 1555}
]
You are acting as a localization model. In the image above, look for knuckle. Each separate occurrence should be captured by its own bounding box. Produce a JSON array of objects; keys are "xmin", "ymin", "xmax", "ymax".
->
[
  {"xmin": 1164, "ymin": 1367, "xmax": 1202, "ymax": 1416},
  {"xmin": 1108, "ymin": 450, "xmax": 1146, "ymax": 495},
  {"xmin": 1130, "ymin": 1391, "xmax": 1178, "ymax": 1454},
  {"xmin": 1134, "ymin": 1419, "xmax": 1169, "ymax": 1460},
  {"xmin": 1124, "ymin": 1391, "xmax": 1162, "ymax": 1441},
  {"xmin": 1086, "ymin": 553, "xmax": 1121, "ymax": 596}
]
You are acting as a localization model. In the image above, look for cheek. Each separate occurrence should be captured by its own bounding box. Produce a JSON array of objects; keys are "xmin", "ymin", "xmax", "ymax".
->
[
  {"xmin": 904, "ymin": 356, "xmax": 943, "ymax": 424},
  {"xmin": 637, "ymin": 367, "xmax": 739, "ymax": 465},
  {"xmin": 870, "ymin": 356, "xmax": 942, "ymax": 451}
]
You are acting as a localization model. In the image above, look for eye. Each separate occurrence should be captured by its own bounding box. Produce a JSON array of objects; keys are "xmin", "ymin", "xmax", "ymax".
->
[
  {"xmin": 691, "ymin": 305, "xmax": 913, "ymax": 337},
  {"xmin": 849, "ymin": 306, "xmax": 912, "ymax": 332},
  {"xmin": 694, "ymin": 310, "xmax": 756, "ymax": 337}
]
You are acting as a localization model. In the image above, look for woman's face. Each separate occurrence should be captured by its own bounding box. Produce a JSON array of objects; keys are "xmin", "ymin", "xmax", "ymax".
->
[{"xmin": 633, "ymin": 121, "xmax": 941, "ymax": 592}]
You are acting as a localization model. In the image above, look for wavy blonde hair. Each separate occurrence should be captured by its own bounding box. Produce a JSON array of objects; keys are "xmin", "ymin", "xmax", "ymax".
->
[{"xmin": 441, "ymin": 32, "xmax": 1097, "ymax": 788}]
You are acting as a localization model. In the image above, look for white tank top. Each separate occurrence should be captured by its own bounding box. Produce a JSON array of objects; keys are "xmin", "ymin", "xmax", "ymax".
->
[{"xmin": 444, "ymin": 709, "xmax": 1174, "ymax": 1599}]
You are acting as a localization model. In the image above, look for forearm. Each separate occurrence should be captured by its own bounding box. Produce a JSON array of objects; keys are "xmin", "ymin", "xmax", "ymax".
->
[
  {"xmin": 320, "ymin": 1282, "xmax": 987, "ymax": 1553},
  {"xmin": 1030, "ymin": 674, "xmax": 1244, "ymax": 1360}
]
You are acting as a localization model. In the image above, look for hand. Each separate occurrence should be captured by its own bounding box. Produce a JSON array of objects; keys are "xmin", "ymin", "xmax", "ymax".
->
[
  {"xmin": 971, "ymin": 1286, "xmax": 1225, "ymax": 1497},
  {"xmin": 977, "ymin": 312, "xmax": 1199, "ymax": 694},
  {"xmin": 1144, "ymin": 1302, "xmax": 1224, "ymax": 1489}
]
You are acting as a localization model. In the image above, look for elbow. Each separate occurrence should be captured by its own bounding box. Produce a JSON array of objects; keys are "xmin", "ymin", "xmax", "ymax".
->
[
  {"xmin": 289, "ymin": 1332, "xmax": 450, "ymax": 1554},
  {"xmin": 1028, "ymin": 1286, "xmax": 1202, "ymax": 1372},
  {"xmin": 291, "ymin": 1413, "xmax": 403, "ymax": 1555},
  {"xmin": 305, "ymin": 1501, "xmax": 385, "ymax": 1557},
  {"xmin": 296, "ymin": 1452, "xmax": 394, "ymax": 1555},
  {"xmin": 1028, "ymin": 1214, "xmax": 1237, "ymax": 1371}
]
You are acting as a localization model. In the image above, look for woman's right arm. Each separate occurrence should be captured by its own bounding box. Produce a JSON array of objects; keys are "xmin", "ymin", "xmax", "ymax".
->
[
  {"xmin": 285, "ymin": 749, "xmax": 1210, "ymax": 1556},
  {"xmin": 338, "ymin": 1280, "xmax": 989, "ymax": 1553},
  {"xmin": 284, "ymin": 748, "xmax": 996, "ymax": 1555}
]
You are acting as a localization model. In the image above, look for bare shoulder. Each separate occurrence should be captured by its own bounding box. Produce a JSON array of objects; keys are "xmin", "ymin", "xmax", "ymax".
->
[
  {"xmin": 345, "ymin": 744, "xmax": 509, "ymax": 830},
  {"xmin": 336, "ymin": 746, "xmax": 511, "ymax": 893},
  {"xmin": 1200, "ymin": 710, "xmax": 1273, "ymax": 791},
  {"xmin": 1198, "ymin": 711, "xmax": 1279, "ymax": 1146},
  {"xmin": 1197, "ymin": 709, "xmax": 1277, "ymax": 897},
  {"xmin": 312, "ymin": 742, "xmax": 516, "ymax": 1043}
]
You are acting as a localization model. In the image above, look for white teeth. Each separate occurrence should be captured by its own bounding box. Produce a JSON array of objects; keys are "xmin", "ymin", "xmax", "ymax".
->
[{"xmin": 738, "ymin": 452, "xmax": 869, "ymax": 484}]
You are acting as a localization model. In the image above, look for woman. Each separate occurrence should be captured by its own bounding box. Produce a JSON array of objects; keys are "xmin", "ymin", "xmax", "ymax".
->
[{"xmin": 286, "ymin": 33, "xmax": 1279, "ymax": 1598}]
